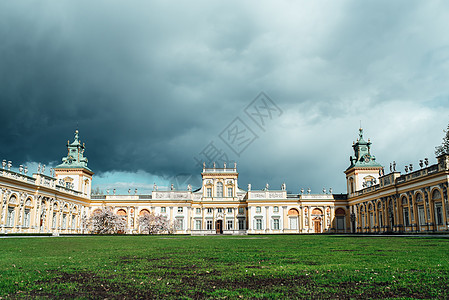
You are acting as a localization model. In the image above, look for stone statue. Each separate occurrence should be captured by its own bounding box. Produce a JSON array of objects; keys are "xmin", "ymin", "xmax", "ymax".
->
[
  {"xmin": 265, "ymin": 183, "xmax": 269, "ymax": 191},
  {"xmin": 390, "ymin": 163, "xmax": 392, "ymax": 173},
  {"xmin": 223, "ymin": 162, "xmax": 226, "ymax": 168},
  {"xmin": 171, "ymin": 183, "xmax": 174, "ymax": 191},
  {"xmin": 203, "ymin": 162, "xmax": 206, "ymax": 169},
  {"xmin": 323, "ymin": 188, "xmax": 326, "ymax": 194},
  {"xmin": 42, "ymin": 164, "xmax": 45, "ymax": 173},
  {"xmin": 300, "ymin": 188, "xmax": 304, "ymax": 194},
  {"xmin": 329, "ymin": 188, "xmax": 332, "ymax": 194},
  {"xmin": 393, "ymin": 161, "xmax": 396, "ymax": 171},
  {"xmin": 247, "ymin": 183, "xmax": 251, "ymax": 191},
  {"xmin": 281, "ymin": 183, "xmax": 286, "ymax": 191},
  {"xmin": 307, "ymin": 188, "xmax": 311, "ymax": 194},
  {"xmin": 153, "ymin": 183, "xmax": 158, "ymax": 191},
  {"xmin": 187, "ymin": 184, "xmax": 192, "ymax": 191}
]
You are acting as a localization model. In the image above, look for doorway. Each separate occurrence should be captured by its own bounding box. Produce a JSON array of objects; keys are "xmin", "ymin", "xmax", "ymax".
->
[
  {"xmin": 313, "ymin": 218, "xmax": 321, "ymax": 233},
  {"xmin": 418, "ymin": 205, "xmax": 425, "ymax": 232},
  {"xmin": 216, "ymin": 220, "xmax": 223, "ymax": 234}
]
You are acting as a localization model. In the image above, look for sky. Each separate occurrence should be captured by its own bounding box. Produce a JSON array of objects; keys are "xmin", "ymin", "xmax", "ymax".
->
[{"xmin": 1, "ymin": 0, "xmax": 449, "ymax": 194}]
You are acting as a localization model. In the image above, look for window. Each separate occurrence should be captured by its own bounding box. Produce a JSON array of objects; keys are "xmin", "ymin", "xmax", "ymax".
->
[
  {"xmin": 336, "ymin": 216, "xmax": 345, "ymax": 230},
  {"xmin": 24, "ymin": 209, "xmax": 30, "ymax": 227},
  {"xmin": 256, "ymin": 206, "xmax": 261, "ymax": 213},
  {"xmin": 72, "ymin": 215, "xmax": 76, "ymax": 229},
  {"xmin": 6, "ymin": 207, "xmax": 15, "ymax": 227},
  {"xmin": 227, "ymin": 208, "xmax": 233, "ymax": 214},
  {"xmin": 161, "ymin": 207, "xmax": 166, "ymax": 213},
  {"xmin": 52, "ymin": 213, "xmax": 57, "ymax": 229},
  {"xmin": 289, "ymin": 217, "xmax": 298, "ymax": 230},
  {"xmin": 227, "ymin": 220, "xmax": 233, "ymax": 230},
  {"xmin": 273, "ymin": 219, "xmax": 280, "ymax": 230},
  {"xmin": 206, "ymin": 220, "xmax": 213, "ymax": 230},
  {"xmin": 227, "ymin": 187, "xmax": 233, "ymax": 197},
  {"xmin": 379, "ymin": 211, "xmax": 383, "ymax": 227},
  {"xmin": 435, "ymin": 203, "xmax": 443, "ymax": 225},
  {"xmin": 178, "ymin": 207, "xmax": 183, "ymax": 213},
  {"xmin": 273, "ymin": 206, "xmax": 279, "ymax": 213},
  {"xmin": 175, "ymin": 219, "xmax": 184, "ymax": 230},
  {"xmin": 256, "ymin": 219, "xmax": 263, "ymax": 230},
  {"xmin": 238, "ymin": 207, "xmax": 244, "ymax": 214},
  {"xmin": 196, "ymin": 208, "xmax": 201, "ymax": 214},
  {"xmin": 195, "ymin": 220, "xmax": 202, "ymax": 230},
  {"xmin": 217, "ymin": 208, "xmax": 223, "ymax": 213},
  {"xmin": 403, "ymin": 209, "xmax": 410, "ymax": 226},
  {"xmin": 207, "ymin": 208, "xmax": 213, "ymax": 214},
  {"xmin": 206, "ymin": 188, "xmax": 212, "ymax": 197},
  {"xmin": 216, "ymin": 182, "xmax": 223, "ymax": 197},
  {"xmin": 238, "ymin": 219, "xmax": 245, "ymax": 230},
  {"xmin": 62, "ymin": 214, "xmax": 67, "ymax": 229}
]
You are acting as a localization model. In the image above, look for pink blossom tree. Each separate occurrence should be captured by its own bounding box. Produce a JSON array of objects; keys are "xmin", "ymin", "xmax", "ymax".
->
[
  {"xmin": 86, "ymin": 207, "xmax": 127, "ymax": 234},
  {"xmin": 139, "ymin": 212, "xmax": 175, "ymax": 234}
]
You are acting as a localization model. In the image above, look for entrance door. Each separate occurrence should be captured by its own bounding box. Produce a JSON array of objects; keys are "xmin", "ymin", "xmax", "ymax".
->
[
  {"xmin": 418, "ymin": 206, "xmax": 425, "ymax": 232},
  {"xmin": 216, "ymin": 220, "xmax": 223, "ymax": 234},
  {"xmin": 314, "ymin": 219, "xmax": 321, "ymax": 233}
]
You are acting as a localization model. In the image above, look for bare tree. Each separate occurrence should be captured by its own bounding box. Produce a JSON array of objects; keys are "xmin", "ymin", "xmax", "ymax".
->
[
  {"xmin": 139, "ymin": 212, "xmax": 175, "ymax": 234},
  {"xmin": 435, "ymin": 122, "xmax": 449, "ymax": 156},
  {"xmin": 86, "ymin": 207, "xmax": 126, "ymax": 234}
]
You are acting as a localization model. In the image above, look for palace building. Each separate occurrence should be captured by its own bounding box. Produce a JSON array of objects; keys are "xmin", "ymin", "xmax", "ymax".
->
[{"xmin": 1, "ymin": 128, "xmax": 448, "ymax": 234}]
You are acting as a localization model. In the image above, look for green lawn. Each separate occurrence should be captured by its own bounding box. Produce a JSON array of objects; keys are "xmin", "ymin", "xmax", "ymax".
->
[{"xmin": 1, "ymin": 235, "xmax": 448, "ymax": 299}]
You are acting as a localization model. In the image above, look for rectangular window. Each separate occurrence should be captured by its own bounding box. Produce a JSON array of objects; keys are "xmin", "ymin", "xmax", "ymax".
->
[
  {"xmin": 195, "ymin": 220, "xmax": 202, "ymax": 230},
  {"xmin": 196, "ymin": 208, "xmax": 201, "ymax": 214},
  {"xmin": 435, "ymin": 203, "xmax": 443, "ymax": 225},
  {"xmin": 71, "ymin": 215, "xmax": 76, "ymax": 229},
  {"xmin": 217, "ymin": 208, "xmax": 223, "ymax": 213},
  {"xmin": 227, "ymin": 187, "xmax": 233, "ymax": 197},
  {"xmin": 227, "ymin": 208, "xmax": 233, "ymax": 214},
  {"xmin": 62, "ymin": 214, "xmax": 67, "ymax": 229},
  {"xmin": 238, "ymin": 207, "xmax": 244, "ymax": 214},
  {"xmin": 24, "ymin": 209, "xmax": 30, "ymax": 227},
  {"xmin": 256, "ymin": 206, "xmax": 261, "ymax": 213},
  {"xmin": 273, "ymin": 206, "xmax": 279, "ymax": 213},
  {"xmin": 178, "ymin": 207, "xmax": 183, "ymax": 213},
  {"xmin": 206, "ymin": 220, "xmax": 213, "ymax": 230},
  {"xmin": 379, "ymin": 211, "xmax": 383, "ymax": 227},
  {"xmin": 7, "ymin": 207, "xmax": 14, "ymax": 227},
  {"xmin": 289, "ymin": 217, "xmax": 298, "ymax": 230},
  {"xmin": 273, "ymin": 219, "xmax": 280, "ymax": 230},
  {"xmin": 238, "ymin": 219, "xmax": 245, "ymax": 230},
  {"xmin": 161, "ymin": 207, "xmax": 166, "ymax": 213},
  {"xmin": 206, "ymin": 188, "xmax": 212, "ymax": 197},
  {"xmin": 176, "ymin": 219, "xmax": 183, "ymax": 230},
  {"xmin": 227, "ymin": 220, "xmax": 233, "ymax": 230},
  {"xmin": 369, "ymin": 213, "xmax": 374, "ymax": 228},
  {"xmin": 256, "ymin": 219, "xmax": 263, "ymax": 230},
  {"xmin": 403, "ymin": 209, "xmax": 410, "ymax": 226},
  {"xmin": 207, "ymin": 208, "xmax": 213, "ymax": 214},
  {"xmin": 52, "ymin": 213, "xmax": 57, "ymax": 229},
  {"xmin": 336, "ymin": 216, "xmax": 345, "ymax": 230}
]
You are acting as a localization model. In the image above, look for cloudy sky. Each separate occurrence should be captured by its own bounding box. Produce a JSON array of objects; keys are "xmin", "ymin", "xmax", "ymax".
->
[{"xmin": 1, "ymin": 1, "xmax": 449, "ymax": 194}]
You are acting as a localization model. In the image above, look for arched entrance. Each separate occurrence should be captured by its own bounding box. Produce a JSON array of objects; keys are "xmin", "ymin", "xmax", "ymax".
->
[
  {"xmin": 312, "ymin": 208, "xmax": 323, "ymax": 233},
  {"xmin": 335, "ymin": 208, "xmax": 346, "ymax": 231},
  {"xmin": 288, "ymin": 208, "xmax": 299, "ymax": 230},
  {"xmin": 216, "ymin": 220, "xmax": 223, "ymax": 234}
]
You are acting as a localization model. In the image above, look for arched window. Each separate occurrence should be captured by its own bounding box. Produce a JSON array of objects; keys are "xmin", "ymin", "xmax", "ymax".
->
[
  {"xmin": 432, "ymin": 189, "xmax": 443, "ymax": 225},
  {"xmin": 139, "ymin": 209, "xmax": 150, "ymax": 216},
  {"xmin": 335, "ymin": 208, "xmax": 346, "ymax": 230},
  {"xmin": 216, "ymin": 182, "xmax": 223, "ymax": 198}
]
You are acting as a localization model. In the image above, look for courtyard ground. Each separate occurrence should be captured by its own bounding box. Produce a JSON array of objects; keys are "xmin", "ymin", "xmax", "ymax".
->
[{"xmin": 0, "ymin": 234, "xmax": 448, "ymax": 299}]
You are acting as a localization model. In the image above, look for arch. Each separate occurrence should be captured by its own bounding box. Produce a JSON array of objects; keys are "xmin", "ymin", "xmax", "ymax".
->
[
  {"xmin": 335, "ymin": 208, "xmax": 346, "ymax": 216},
  {"xmin": 377, "ymin": 201, "xmax": 382, "ymax": 210},
  {"xmin": 63, "ymin": 204, "xmax": 69, "ymax": 213},
  {"xmin": 116, "ymin": 209, "xmax": 127, "ymax": 216},
  {"xmin": 25, "ymin": 197, "xmax": 33, "ymax": 207},
  {"xmin": 92, "ymin": 208, "xmax": 102, "ymax": 215},
  {"xmin": 53, "ymin": 202, "xmax": 59, "ymax": 211},
  {"xmin": 368, "ymin": 203, "xmax": 373, "ymax": 211},
  {"xmin": 312, "ymin": 208, "xmax": 323, "ymax": 215},
  {"xmin": 139, "ymin": 209, "xmax": 150, "ymax": 216},
  {"xmin": 287, "ymin": 208, "xmax": 299, "ymax": 216},
  {"xmin": 431, "ymin": 189, "xmax": 442, "ymax": 201},
  {"xmin": 401, "ymin": 196, "xmax": 408, "ymax": 205},
  {"xmin": 8, "ymin": 195, "xmax": 17, "ymax": 205},
  {"xmin": 415, "ymin": 192, "xmax": 424, "ymax": 203},
  {"xmin": 216, "ymin": 182, "xmax": 223, "ymax": 197}
]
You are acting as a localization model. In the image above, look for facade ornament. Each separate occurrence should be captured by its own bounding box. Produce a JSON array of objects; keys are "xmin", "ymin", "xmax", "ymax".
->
[
  {"xmin": 134, "ymin": 189, "xmax": 137, "ymax": 195},
  {"xmin": 19, "ymin": 165, "xmax": 23, "ymax": 174},
  {"xmin": 24, "ymin": 166, "xmax": 28, "ymax": 175},
  {"xmin": 7, "ymin": 161, "xmax": 12, "ymax": 171},
  {"xmin": 265, "ymin": 183, "xmax": 269, "ymax": 191},
  {"xmin": 307, "ymin": 187, "xmax": 311, "ymax": 194},
  {"xmin": 234, "ymin": 162, "xmax": 237, "ymax": 169},
  {"xmin": 419, "ymin": 160, "xmax": 424, "ymax": 169},
  {"xmin": 247, "ymin": 183, "xmax": 251, "ymax": 191},
  {"xmin": 171, "ymin": 183, "xmax": 174, "ymax": 191},
  {"xmin": 187, "ymin": 184, "xmax": 192, "ymax": 192},
  {"xmin": 203, "ymin": 162, "xmax": 205, "ymax": 169},
  {"xmin": 300, "ymin": 188, "xmax": 304, "ymax": 194},
  {"xmin": 38, "ymin": 163, "xmax": 41, "ymax": 173},
  {"xmin": 42, "ymin": 164, "xmax": 46, "ymax": 173},
  {"xmin": 409, "ymin": 164, "xmax": 413, "ymax": 172},
  {"xmin": 390, "ymin": 163, "xmax": 392, "ymax": 173},
  {"xmin": 153, "ymin": 183, "xmax": 158, "ymax": 191},
  {"xmin": 323, "ymin": 188, "xmax": 326, "ymax": 194},
  {"xmin": 329, "ymin": 188, "xmax": 332, "ymax": 194},
  {"xmin": 393, "ymin": 161, "xmax": 396, "ymax": 171},
  {"xmin": 405, "ymin": 165, "xmax": 408, "ymax": 173},
  {"xmin": 2, "ymin": 159, "xmax": 6, "ymax": 169},
  {"xmin": 424, "ymin": 158, "xmax": 429, "ymax": 166},
  {"xmin": 223, "ymin": 162, "xmax": 226, "ymax": 168},
  {"xmin": 113, "ymin": 189, "xmax": 116, "ymax": 195},
  {"xmin": 281, "ymin": 183, "xmax": 286, "ymax": 191},
  {"xmin": 128, "ymin": 189, "xmax": 131, "ymax": 194},
  {"xmin": 213, "ymin": 162, "xmax": 216, "ymax": 168}
]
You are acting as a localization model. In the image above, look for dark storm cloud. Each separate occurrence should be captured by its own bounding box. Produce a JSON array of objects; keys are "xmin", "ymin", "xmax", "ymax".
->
[{"xmin": 1, "ymin": 1, "xmax": 449, "ymax": 193}]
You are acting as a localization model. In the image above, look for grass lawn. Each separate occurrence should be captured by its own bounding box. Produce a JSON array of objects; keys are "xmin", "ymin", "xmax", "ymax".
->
[{"xmin": 1, "ymin": 235, "xmax": 448, "ymax": 299}]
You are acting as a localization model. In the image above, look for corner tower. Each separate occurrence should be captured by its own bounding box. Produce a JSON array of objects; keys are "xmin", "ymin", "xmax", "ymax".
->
[
  {"xmin": 54, "ymin": 130, "xmax": 94, "ymax": 198},
  {"xmin": 344, "ymin": 128, "xmax": 382, "ymax": 196}
]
